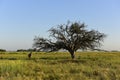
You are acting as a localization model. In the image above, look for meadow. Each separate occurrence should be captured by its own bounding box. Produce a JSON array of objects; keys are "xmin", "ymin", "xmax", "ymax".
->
[{"xmin": 0, "ymin": 51, "xmax": 120, "ymax": 80}]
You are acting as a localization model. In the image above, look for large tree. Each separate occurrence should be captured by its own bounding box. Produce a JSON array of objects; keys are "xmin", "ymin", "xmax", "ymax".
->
[{"xmin": 33, "ymin": 21, "xmax": 106, "ymax": 59}]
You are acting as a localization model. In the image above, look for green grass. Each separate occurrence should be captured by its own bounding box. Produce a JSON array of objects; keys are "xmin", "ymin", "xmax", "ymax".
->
[{"xmin": 0, "ymin": 52, "xmax": 120, "ymax": 80}]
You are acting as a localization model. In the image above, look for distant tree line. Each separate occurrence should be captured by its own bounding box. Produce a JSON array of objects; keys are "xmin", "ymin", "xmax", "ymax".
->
[
  {"xmin": 16, "ymin": 49, "xmax": 35, "ymax": 52},
  {"xmin": 0, "ymin": 49, "xmax": 6, "ymax": 52}
]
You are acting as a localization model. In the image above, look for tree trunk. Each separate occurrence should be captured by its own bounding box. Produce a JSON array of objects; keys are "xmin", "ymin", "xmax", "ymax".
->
[{"xmin": 70, "ymin": 51, "xmax": 75, "ymax": 59}]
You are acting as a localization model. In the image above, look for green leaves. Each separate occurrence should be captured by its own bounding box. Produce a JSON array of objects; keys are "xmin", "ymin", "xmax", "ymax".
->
[{"xmin": 33, "ymin": 21, "xmax": 106, "ymax": 58}]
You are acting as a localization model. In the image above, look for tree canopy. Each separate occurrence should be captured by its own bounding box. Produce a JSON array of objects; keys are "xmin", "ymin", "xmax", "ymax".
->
[
  {"xmin": 0, "ymin": 49, "xmax": 6, "ymax": 52},
  {"xmin": 33, "ymin": 21, "xmax": 106, "ymax": 59}
]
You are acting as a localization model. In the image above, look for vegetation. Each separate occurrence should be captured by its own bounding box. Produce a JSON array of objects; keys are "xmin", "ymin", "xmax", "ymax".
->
[
  {"xmin": 0, "ymin": 49, "xmax": 6, "ymax": 52},
  {"xmin": 33, "ymin": 21, "xmax": 106, "ymax": 59},
  {"xmin": 17, "ymin": 49, "xmax": 35, "ymax": 52},
  {"xmin": 0, "ymin": 52, "xmax": 120, "ymax": 80}
]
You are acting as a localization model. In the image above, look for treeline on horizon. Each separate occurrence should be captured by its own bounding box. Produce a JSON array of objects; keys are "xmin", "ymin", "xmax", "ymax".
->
[
  {"xmin": 0, "ymin": 48, "xmax": 35, "ymax": 52},
  {"xmin": 0, "ymin": 48, "xmax": 120, "ymax": 52}
]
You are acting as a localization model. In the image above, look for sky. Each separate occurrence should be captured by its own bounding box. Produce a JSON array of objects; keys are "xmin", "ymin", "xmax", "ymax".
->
[{"xmin": 0, "ymin": 0, "xmax": 120, "ymax": 51}]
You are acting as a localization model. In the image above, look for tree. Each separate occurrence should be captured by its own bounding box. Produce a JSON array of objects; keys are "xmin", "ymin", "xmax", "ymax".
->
[
  {"xmin": 33, "ymin": 21, "xmax": 106, "ymax": 59},
  {"xmin": 0, "ymin": 49, "xmax": 6, "ymax": 52}
]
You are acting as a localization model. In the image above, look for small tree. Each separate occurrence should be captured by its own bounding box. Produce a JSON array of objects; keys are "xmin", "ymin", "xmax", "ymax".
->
[{"xmin": 33, "ymin": 21, "xmax": 106, "ymax": 59}]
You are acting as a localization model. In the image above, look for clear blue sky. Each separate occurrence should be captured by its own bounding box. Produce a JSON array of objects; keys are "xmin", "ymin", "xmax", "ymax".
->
[{"xmin": 0, "ymin": 0, "xmax": 120, "ymax": 51}]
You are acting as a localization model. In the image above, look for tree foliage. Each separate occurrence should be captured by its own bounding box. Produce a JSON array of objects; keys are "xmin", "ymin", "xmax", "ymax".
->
[
  {"xmin": 0, "ymin": 49, "xmax": 6, "ymax": 52},
  {"xmin": 33, "ymin": 21, "xmax": 106, "ymax": 59}
]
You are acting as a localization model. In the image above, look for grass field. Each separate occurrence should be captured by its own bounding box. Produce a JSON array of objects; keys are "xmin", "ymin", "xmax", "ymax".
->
[{"xmin": 0, "ymin": 51, "xmax": 120, "ymax": 80}]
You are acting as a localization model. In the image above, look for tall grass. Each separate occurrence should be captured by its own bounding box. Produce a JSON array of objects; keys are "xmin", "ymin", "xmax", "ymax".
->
[{"xmin": 0, "ymin": 52, "xmax": 120, "ymax": 80}]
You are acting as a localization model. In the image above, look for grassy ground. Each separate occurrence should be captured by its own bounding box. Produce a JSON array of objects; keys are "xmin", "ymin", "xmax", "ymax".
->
[{"xmin": 0, "ymin": 51, "xmax": 120, "ymax": 80}]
